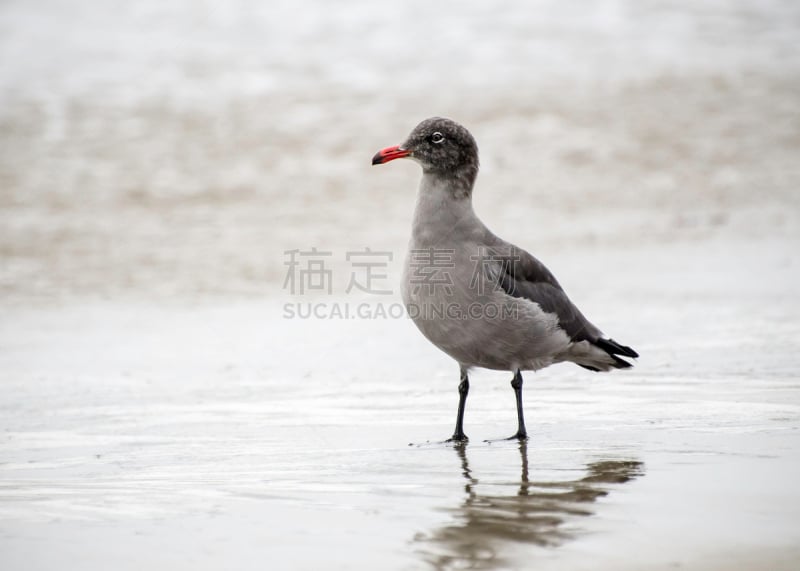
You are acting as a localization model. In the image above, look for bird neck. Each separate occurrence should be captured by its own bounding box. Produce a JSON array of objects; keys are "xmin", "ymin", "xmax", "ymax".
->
[
  {"xmin": 411, "ymin": 172, "xmax": 481, "ymax": 246},
  {"xmin": 422, "ymin": 164, "xmax": 478, "ymax": 200}
]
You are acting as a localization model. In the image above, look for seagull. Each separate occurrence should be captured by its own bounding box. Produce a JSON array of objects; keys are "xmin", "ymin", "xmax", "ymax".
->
[{"xmin": 372, "ymin": 117, "xmax": 638, "ymax": 442}]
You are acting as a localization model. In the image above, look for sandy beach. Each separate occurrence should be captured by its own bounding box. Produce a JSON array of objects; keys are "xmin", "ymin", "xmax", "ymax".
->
[{"xmin": 2, "ymin": 1, "xmax": 800, "ymax": 569}]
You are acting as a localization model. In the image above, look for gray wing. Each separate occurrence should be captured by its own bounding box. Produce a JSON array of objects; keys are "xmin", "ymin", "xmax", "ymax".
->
[
  {"xmin": 482, "ymin": 236, "xmax": 602, "ymax": 343},
  {"xmin": 482, "ymin": 233, "xmax": 639, "ymax": 366}
]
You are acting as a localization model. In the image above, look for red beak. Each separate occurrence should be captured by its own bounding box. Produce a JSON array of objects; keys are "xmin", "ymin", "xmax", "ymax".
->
[{"xmin": 372, "ymin": 145, "xmax": 411, "ymax": 165}]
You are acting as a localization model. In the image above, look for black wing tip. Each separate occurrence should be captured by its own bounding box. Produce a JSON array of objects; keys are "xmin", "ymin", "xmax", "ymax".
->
[
  {"xmin": 579, "ymin": 355, "xmax": 632, "ymax": 372},
  {"xmin": 596, "ymin": 337, "xmax": 639, "ymax": 359},
  {"xmin": 610, "ymin": 355, "xmax": 634, "ymax": 369}
]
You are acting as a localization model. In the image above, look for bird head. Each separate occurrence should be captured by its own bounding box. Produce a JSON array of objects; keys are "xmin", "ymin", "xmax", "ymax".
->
[{"xmin": 372, "ymin": 117, "xmax": 479, "ymax": 178}]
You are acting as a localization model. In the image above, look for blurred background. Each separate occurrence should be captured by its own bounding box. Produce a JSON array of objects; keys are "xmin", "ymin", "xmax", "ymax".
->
[
  {"xmin": 1, "ymin": 0, "xmax": 798, "ymax": 303},
  {"xmin": 2, "ymin": 4, "xmax": 800, "ymax": 569}
]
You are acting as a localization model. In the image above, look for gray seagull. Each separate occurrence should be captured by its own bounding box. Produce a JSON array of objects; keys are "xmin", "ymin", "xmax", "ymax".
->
[{"xmin": 372, "ymin": 117, "xmax": 638, "ymax": 442}]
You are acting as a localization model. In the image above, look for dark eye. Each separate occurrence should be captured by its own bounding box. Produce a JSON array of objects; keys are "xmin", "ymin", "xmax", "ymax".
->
[{"xmin": 430, "ymin": 132, "xmax": 445, "ymax": 144}]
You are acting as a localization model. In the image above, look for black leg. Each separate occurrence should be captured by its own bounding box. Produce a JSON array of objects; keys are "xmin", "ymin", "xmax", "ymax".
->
[
  {"xmin": 447, "ymin": 368, "xmax": 469, "ymax": 443},
  {"xmin": 510, "ymin": 370, "xmax": 528, "ymax": 440}
]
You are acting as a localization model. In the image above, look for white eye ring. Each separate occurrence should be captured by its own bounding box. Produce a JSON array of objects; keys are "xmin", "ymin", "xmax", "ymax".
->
[{"xmin": 431, "ymin": 132, "xmax": 445, "ymax": 144}]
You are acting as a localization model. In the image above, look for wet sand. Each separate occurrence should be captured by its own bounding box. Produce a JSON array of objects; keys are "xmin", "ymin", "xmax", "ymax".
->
[
  {"xmin": 2, "ymin": 0, "xmax": 800, "ymax": 569},
  {"xmin": 2, "ymin": 236, "xmax": 799, "ymax": 570}
]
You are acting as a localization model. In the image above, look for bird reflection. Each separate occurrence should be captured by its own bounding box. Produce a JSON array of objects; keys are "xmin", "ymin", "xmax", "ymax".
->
[{"xmin": 415, "ymin": 442, "xmax": 644, "ymax": 570}]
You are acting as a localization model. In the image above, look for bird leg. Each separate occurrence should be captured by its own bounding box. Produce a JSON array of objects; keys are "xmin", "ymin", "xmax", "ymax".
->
[
  {"xmin": 509, "ymin": 370, "xmax": 528, "ymax": 440},
  {"xmin": 446, "ymin": 369, "xmax": 470, "ymax": 443}
]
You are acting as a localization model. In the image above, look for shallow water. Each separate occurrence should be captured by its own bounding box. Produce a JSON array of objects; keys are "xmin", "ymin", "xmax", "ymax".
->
[{"xmin": 2, "ymin": 239, "xmax": 800, "ymax": 569}]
